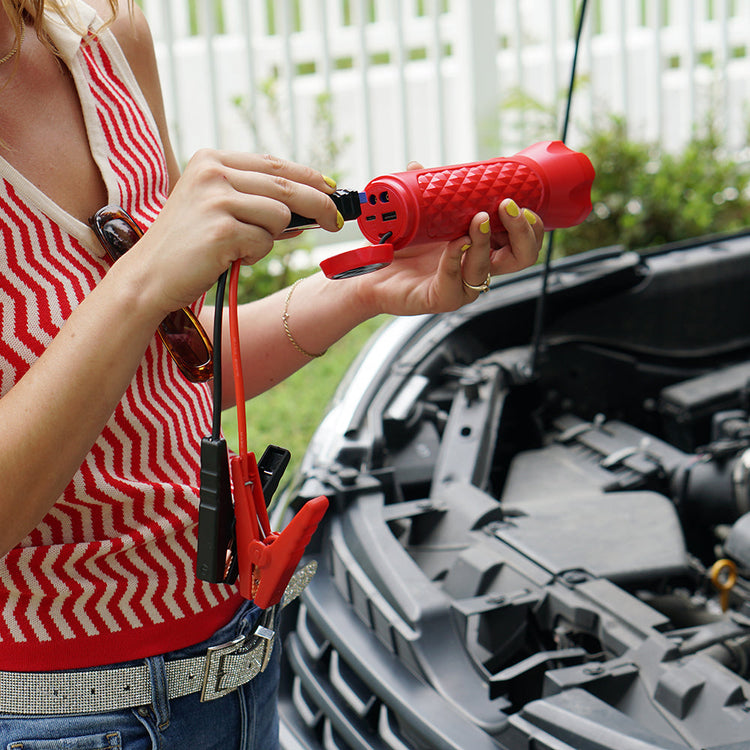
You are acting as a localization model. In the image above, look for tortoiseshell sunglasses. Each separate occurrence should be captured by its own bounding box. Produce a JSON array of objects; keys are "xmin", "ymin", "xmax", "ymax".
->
[{"xmin": 89, "ymin": 206, "xmax": 213, "ymax": 383}]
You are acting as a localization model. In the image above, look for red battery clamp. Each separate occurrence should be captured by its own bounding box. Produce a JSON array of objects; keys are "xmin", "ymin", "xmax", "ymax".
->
[
  {"xmin": 315, "ymin": 140, "xmax": 595, "ymax": 279},
  {"xmin": 228, "ymin": 448, "xmax": 327, "ymax": 607}
]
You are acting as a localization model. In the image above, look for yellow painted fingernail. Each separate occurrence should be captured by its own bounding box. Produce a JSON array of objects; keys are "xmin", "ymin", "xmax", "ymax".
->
[
  {"xmin": 523, "ymin": 208, "xmax": 537, "ymax": 225},
  {"xmin": 479, "ymin": 219, "xmax": 491, "ymax": 234},
  {"xmin": 323, "ymin": 175, "xmax": 337, "ymax": 189},
  {"xmin": 505, "ymin": 199, "xmax": 520, "ymax": 218},
  {"xmin": 461, "ymin": 243, "xmax": 472, "ymax": 253},
  {"xmin": 336, "ymin": 210, "xmax": 345, "ymax": 229}
]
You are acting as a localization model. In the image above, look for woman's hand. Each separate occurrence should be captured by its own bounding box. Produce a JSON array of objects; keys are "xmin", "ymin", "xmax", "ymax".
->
[
  {"xmin": 352, "ymin": 167, "xmax": 544, "ymax": 318},
  {"xmin": 118, "ymin": 151, "xmax": 343, "ymax": 318}
]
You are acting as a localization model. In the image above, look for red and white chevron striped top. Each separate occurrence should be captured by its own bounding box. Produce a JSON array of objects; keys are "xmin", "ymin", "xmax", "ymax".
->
[{"xmin": 0, "ymin": 3, "xmax": 242, "ymax": 670}]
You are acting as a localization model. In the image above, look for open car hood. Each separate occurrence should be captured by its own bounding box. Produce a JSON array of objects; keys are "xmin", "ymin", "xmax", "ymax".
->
[{"xmin": 274, "ymin": 231, "xmax": 750, "ymax": 750}]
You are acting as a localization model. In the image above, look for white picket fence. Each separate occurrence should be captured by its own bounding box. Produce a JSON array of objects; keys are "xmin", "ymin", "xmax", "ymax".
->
[{"xmin": 138, "ymin": 0, "xmax": 750, "ymax": 192}]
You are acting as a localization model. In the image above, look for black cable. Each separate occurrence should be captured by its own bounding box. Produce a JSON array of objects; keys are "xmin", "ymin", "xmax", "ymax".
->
[
  {"xmin": 528, "ymin": 0, "xmax": 589, "ymax": 376},
  {"xmin": 196, "ymin": 270, "xmax": 234, "ymax": 584},
  {"xmin": 211, "ymin": 271, "xmax": 227, "ymax": 440}
]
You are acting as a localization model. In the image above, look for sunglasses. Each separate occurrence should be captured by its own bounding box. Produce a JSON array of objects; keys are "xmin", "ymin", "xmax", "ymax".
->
[{"xmin": 89, "ymin": 206, "xmax": 213, "ymax": 383}]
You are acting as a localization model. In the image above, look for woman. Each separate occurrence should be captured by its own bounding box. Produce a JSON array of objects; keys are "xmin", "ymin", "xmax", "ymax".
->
[{"xmin": 0, "ymin": 1, "xmax": 543, "ymax": 747}]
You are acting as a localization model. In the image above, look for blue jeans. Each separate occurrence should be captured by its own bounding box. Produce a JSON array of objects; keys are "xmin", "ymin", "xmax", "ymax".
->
[{"xmin": 0, "ymin": 601, "xmax": 280, "ymax": 749}]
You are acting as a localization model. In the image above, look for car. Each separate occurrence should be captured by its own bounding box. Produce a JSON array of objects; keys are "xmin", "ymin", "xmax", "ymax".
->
[{"xmin": 273, "ymin": 229, "xmax": 750, "ymax": 750}]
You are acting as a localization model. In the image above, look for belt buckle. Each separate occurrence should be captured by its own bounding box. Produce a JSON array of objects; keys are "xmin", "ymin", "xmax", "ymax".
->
[
  {"xmin": 200, "ymin": 621, "xmax": 276, "ymax": 702},
  {"xmin": 198, "ymin": 562, "xmax": 317, "ymax": 703}
]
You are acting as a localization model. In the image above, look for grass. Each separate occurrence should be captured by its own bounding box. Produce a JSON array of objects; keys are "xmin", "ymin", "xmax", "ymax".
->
[{"xmin": 221, "ymin": 315, "xmax": 389, "ymax": 479}]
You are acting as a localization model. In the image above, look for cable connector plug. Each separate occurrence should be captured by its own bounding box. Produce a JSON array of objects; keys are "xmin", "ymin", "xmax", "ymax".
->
[
  {"xmin": 286, "ymin": 188, "xmax": 364, "ymax": 231},
  {"xmin": 196, "ymin": 436, "xmax": 235, "ymax": 583}
]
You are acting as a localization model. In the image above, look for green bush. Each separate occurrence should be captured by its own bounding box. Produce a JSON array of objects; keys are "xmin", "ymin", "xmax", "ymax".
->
[{"xmin": 554, "ymin": 117, "xmax": 750, "ymax": 257}]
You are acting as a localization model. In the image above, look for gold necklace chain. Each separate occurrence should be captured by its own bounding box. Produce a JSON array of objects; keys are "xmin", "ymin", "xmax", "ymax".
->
[{"xmin": 0, "ymin": 23, "xmax": 25, "ymax": 66}]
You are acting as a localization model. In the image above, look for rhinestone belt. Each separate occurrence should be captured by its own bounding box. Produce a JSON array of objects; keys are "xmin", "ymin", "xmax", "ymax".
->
[{"xmin": 0, "ymin": 562, "xmax": 316, "ymax": 715}]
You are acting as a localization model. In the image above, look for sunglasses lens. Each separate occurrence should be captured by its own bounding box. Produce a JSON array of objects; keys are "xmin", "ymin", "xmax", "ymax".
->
[
  {"xmin": 159, "ymin": 309, "xmax": 213, "ymax": 381},
  {"xmin": 99, "ymin": 217, "xmax": 141, "ymax": 260}
]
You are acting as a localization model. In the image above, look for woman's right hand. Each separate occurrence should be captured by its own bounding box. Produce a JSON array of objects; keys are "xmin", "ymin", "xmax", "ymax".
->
[{"xmin": 120, "ymin": 150, "xmax": 344, "ymax": 317}]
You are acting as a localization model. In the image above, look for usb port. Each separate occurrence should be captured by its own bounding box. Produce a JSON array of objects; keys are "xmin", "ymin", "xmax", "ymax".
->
[{"xmin": 382, "ymin": 211, "xmax": 397, "ymax": 222}]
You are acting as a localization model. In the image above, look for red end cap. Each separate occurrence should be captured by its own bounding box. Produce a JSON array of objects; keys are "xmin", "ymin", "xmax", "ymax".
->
[
  {"xmin": 516, "ymin": 140, "xmax": 595, "ymax": 228},
  {"xmin": 320, "ymin": 244, "xmax": 395, "ymax": 279}
]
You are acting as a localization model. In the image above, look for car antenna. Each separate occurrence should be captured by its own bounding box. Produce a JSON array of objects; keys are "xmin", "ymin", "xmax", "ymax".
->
[{"xmin": 527, "ymin": 0, "xmax": 590, "ymax": 377}]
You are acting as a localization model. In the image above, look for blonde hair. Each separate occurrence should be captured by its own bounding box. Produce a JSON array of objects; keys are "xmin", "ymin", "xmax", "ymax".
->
[{"xmin": 1, "ymin": 1, "xmax": 122, "ymax": 54}]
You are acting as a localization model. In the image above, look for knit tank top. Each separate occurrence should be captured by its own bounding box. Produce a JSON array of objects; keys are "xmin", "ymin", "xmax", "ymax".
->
[{"xmin": 0, "ymin": 3, "xmax": 242, "ymax": 671}]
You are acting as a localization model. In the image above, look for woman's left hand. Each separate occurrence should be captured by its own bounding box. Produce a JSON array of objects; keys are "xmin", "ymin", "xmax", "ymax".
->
[{"xmin": 352, "ymin": 174, "xmax": 544, "ymax": 318}]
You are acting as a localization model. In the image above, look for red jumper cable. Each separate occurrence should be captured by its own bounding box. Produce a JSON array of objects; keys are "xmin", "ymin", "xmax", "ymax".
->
[{"xmin": 225, "ymin": 261, "xmax": 328, "ymax": 608}]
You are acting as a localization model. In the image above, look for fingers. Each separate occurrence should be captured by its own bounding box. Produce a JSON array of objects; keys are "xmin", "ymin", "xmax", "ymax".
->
[
  {"xmin": 457, "ymin": 199, "xmax": 543, "ymax": 299},
  {"xmin": 457, "ymin": 212, "xmax": 492, "ymax": 294},
  {"xmin": 493, "ymin": 198, "xmax": 543, "ymax": 271},
  {"xmin": 226, "ymin": 164, "xmax": 343, "ymax": 235},
  {"xmin": 189, "ymin": 149, "xmax": 345, "ymax": 236},
  {"xmin": 218, "ymin": 152, "xmax": 337, "ymax": 197}
]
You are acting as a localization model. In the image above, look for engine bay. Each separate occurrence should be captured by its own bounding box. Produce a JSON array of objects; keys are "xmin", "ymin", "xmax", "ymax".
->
[{"xmin": 278, "ymin": 232, "xmax": 750, "ymax": 749}]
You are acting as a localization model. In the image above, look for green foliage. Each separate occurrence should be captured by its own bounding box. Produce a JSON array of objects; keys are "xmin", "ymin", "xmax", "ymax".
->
[
  {"xmin": 222, "ymin": 315, "xmax": 388, "ymax": 482},
  {"xmin": 554, "ymin": 117, "xmax": 750, "ymax": 257}
]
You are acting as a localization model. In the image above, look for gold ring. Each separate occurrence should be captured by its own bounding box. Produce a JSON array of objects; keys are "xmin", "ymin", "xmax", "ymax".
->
[{"xmin": 462, "ymin": 272, "xmax": 491, "ymax": 293}]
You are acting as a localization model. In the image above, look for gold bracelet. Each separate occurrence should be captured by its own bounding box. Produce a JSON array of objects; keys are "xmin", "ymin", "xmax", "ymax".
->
[{"xmin": 282, "ymin": 279, "xmax": 327, "ymax": 358}]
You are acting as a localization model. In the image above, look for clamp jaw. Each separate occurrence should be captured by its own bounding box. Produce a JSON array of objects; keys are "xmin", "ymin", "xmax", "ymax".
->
[
  {"xmin": 197, "ymin": 441, "xmax": 328, "ymax": 609},
  {"xmin": 230, "ymin": 450, "xmax": 328, "ymax": 608}
]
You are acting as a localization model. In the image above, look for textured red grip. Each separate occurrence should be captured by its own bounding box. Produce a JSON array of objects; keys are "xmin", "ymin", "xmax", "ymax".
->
[
  {"xmin": 356, "ymin": 140, "xmax": 594, "ymax": 250},
  {"xmin": 416, "ymin": 160, "xmax": 543, "ymax": 239}
]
